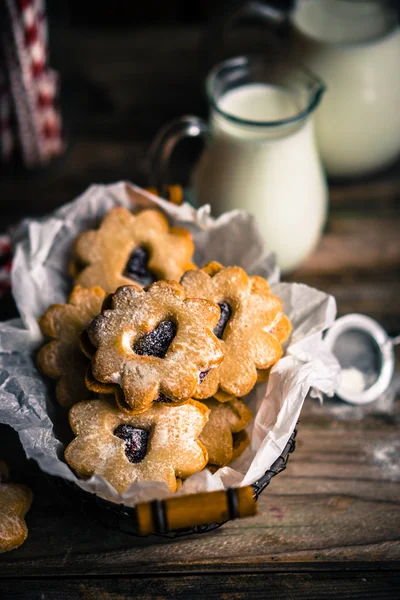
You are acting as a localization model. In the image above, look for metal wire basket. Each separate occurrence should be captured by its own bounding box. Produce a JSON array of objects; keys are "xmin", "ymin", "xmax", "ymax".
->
[
  {"xmin": 45, "ymin": 184, "xmax": 297, "ymax": 537},
  {"xmin": 51, "ymin": 428, "xmax": 297, "ymax": 538}
]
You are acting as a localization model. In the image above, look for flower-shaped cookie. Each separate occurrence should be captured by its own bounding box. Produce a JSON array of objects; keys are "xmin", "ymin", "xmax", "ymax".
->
[
  {"xmin": 37, "ymin": 286, "xmax": 106, "ymax": 408},
  {"xmin": 181, "ymin": 262, "xmax": 292, "ymax": 399},
  {"xmin": 0, "ymin": 462, "xmax": 33, "ymax": 553},
  {"xmin": 199, "ymin": 397, "xmax": 252, "ymax": 466},
  {"xmin": 72, "ymin": 207, "xmax": 196, "ymax": 292},
  {"xmin": 65, "ymin": 398, "xmax": 209, "ymax": 493},
  {"xmin": 85, "ymin": 281, "xmax": 224, "ymax": 413}
]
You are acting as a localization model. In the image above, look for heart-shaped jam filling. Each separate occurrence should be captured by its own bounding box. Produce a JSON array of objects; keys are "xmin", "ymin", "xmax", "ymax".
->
[
  {"xmin": 134, "ymin": 321, "xmax": 177, "ymax": 359},
  {"xmin": 213, "ymin": 302, "xmax": 232, "ymax": 339},
  {"xmin": 114, "ymin": 424, "xmax": 149, "ymax": 463},
  {"xmin": 125, "ymin": 246, "xmax": 157, "ymax": 286}
]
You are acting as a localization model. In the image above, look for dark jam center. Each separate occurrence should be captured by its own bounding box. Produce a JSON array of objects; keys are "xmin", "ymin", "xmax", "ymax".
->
[
  {"xmin": 125, "ymin": 246, "xmax": 157, "ymax": 286},
  {"xmin": 213, "ymin": 302, "xmax": 232, "ymax": 339},
  {"xmin": 154, "ymin": 393, "xmax": 173, "ymax": 403},
  {"xmin": 134, "ymin": 320, "xmax": 177, "ymax": 359},
  {"xmin": 114, "ymin": 424, "xmax": 149, "ymax": 463},
  {"xmin": 199, "ymin": 369, "xmax": 210, "ymax": 384}
]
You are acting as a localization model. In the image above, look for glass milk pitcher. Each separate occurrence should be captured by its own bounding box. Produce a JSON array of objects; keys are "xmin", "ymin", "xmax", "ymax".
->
[{"xmin": 149, "ymin": 56, "xmax": 327, "ymax": 273}]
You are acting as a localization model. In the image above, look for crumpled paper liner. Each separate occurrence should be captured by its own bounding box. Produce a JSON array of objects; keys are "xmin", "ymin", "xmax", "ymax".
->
[{"xmin": 0, "ymin": 182, "xmax": 339, "ymax": 505}]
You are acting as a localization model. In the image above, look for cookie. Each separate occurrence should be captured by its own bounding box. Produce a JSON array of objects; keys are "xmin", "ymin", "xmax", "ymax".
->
[
  {"xmin": 65, "ymin": 397, "xmax": 209, "ymax": 493},
  {"xmin": 37, "ymin": 286, "xmax": 106, "ymax": 408},
  {"xmin": 199, "ymin": 398, "xmax": 252, "ymax": 467},
  {"xmin": 231, "ymin": 429, "xmax": 251, "ymax": 462},
  {"xmin": 85, "ymin": 281, "xmax": 224, "ymax": 414},
  {"xmin": 207, "ymin": 429, "xmax": 250, "ymax": 474},
  {"xmin": 72, "ymin": 207, "xmax": 196, "ymax": 292},
  {"xmin": 181, "ymin": 262, "xmax": 292, "ymax": 399},
  {"xmin": 0, "ymin": 462, "xmax": 33, "ymax": 553}
]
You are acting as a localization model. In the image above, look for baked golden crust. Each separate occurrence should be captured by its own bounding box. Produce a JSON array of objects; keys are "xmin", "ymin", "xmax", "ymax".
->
[
  {"xmin": 181, "ymin": 262, "xmax": 292, "ymax": 399},
  {"xmin": 199, "ymin": 397, "xmax": 252, "ymax": 466},
  {"xmin": 37, "ymin": 285, "xmax": 107, "ymax": 408},
  {"xmin": 72, "ymin": 207, "xmax": 196, "ymax": 293},
  {"xmin": 85, "ymin": 281, "xmax": 224, "ymax": 414},
  {"xmin": 65, "ymin": 397, "xmax": 209, "ymax": 493},
  {"xmin": 0, "ymin": 464, "xmax": 33, "ymax": 553}
]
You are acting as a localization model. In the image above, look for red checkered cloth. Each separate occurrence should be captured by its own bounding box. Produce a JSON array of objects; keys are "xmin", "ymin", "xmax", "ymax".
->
[
  {"xmin": 0, "ymin": 235, "xmax": 12, "ymax": 298},
  {"xmin": 0, "ymin": 0, "xmax": 63, "ymax": 167}
]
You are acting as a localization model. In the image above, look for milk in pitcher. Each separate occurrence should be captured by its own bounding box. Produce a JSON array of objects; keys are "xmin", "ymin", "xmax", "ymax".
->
[
  {"xmin": 194, "ymin": 83, "xmax": 327, "ymax": 272},
  {"xmin": 292, "ymin": 0, "xmax": 400, "ymax": 176}
]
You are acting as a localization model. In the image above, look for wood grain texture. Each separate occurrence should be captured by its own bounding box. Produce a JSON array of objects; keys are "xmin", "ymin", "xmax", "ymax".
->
[
  {"xmin": 0, "ymin": 404, "xmax": 399, "ymax": 579},
  {"xmin": 294, "ymin": 218, "xmax": 400, "ymax": 275},
  {"xmin": 1, "ymin": 572, "xmax": 400, "ymax": 600}
]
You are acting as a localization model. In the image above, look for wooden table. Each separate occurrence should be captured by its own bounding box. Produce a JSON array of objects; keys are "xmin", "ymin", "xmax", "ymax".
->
[{"xmin": 1, "ymin": 27, "xmax": 399, "ymax": 599}]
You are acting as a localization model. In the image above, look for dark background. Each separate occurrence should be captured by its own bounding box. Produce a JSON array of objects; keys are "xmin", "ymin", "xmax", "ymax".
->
[{"xmin": 49, "ymin": 1, "xmax": 294, "ymax": 27}]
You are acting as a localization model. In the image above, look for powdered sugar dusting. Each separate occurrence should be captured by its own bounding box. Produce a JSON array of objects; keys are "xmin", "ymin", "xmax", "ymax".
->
[
  {"xmin": 65, "ymin": 398, "xmax": 209, "ymax": 493},
  {"xmin": 369, "ymin": 438, "xmax": 400, "ymax": 481},
  {"xmin": 340, "ymin": 367, "xmax": 366, "ymax": 393},
  {"xmin": 88, "ymin": 282, "xmax": 223, "ymax": 412}
]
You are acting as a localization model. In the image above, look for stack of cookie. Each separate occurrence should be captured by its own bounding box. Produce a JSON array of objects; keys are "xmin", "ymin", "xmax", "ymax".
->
[{"xmin": 37, "ymin": 207, "xmax": 292, "ymax": 495}]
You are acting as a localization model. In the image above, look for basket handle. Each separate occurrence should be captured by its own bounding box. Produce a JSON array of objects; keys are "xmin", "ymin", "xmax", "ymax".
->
[{"xmin": 135, "ymin": 486, "xmax": 257, "ymax": 535}]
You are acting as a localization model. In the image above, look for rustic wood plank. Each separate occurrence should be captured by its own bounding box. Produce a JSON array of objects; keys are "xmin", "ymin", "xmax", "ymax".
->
[
  {"xmin": 1, "ymin": 409, "xmax": 399, "ymax": 578},
  {"xmin": 284, "ymin": 273, "xmax": 400, "ymax": 335},
  {"xmin": 290, "ymin": 217, "xmax": 400, "ymax": 276},
  {"xmin": 330, "ymin": 175, "xmax": 400, "ymax": 209},
  {"xmin": 1, "ymin": 571, "xmax": 400, "ymax": 600}
]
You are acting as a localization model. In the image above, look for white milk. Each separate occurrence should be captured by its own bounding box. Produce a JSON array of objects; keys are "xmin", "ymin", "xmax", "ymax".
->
[
  {"xmin": 292, "ymin": 0, "xmax": 400, "ymax": 176},
  {"xmin": 193, "ymin": 83, "xmax": 327, "ymax": 273}
]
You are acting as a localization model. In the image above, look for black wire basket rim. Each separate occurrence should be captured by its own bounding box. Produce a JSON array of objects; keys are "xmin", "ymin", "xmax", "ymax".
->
[{"xmin": 48, "ymin": 427, "xmax": 297, "ymax": 539}]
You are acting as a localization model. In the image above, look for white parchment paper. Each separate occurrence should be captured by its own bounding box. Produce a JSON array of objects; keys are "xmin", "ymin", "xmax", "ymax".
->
[{"xmin": 0, "ymin": 182, "xmax": 339, "ymax": 505}]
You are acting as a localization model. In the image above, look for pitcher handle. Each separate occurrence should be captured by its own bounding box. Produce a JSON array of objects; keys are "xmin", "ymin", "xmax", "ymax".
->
[
  {"xmin": 147, "ymin": 115, "xmax": 208, "ymax": 195},
  {"xmin": 200, "ymin": 0, "xmax": 291, "ymax": 74},
  {"xmin": 222, "ymin": 0, "xmax": 288, "ymax": 27}
]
